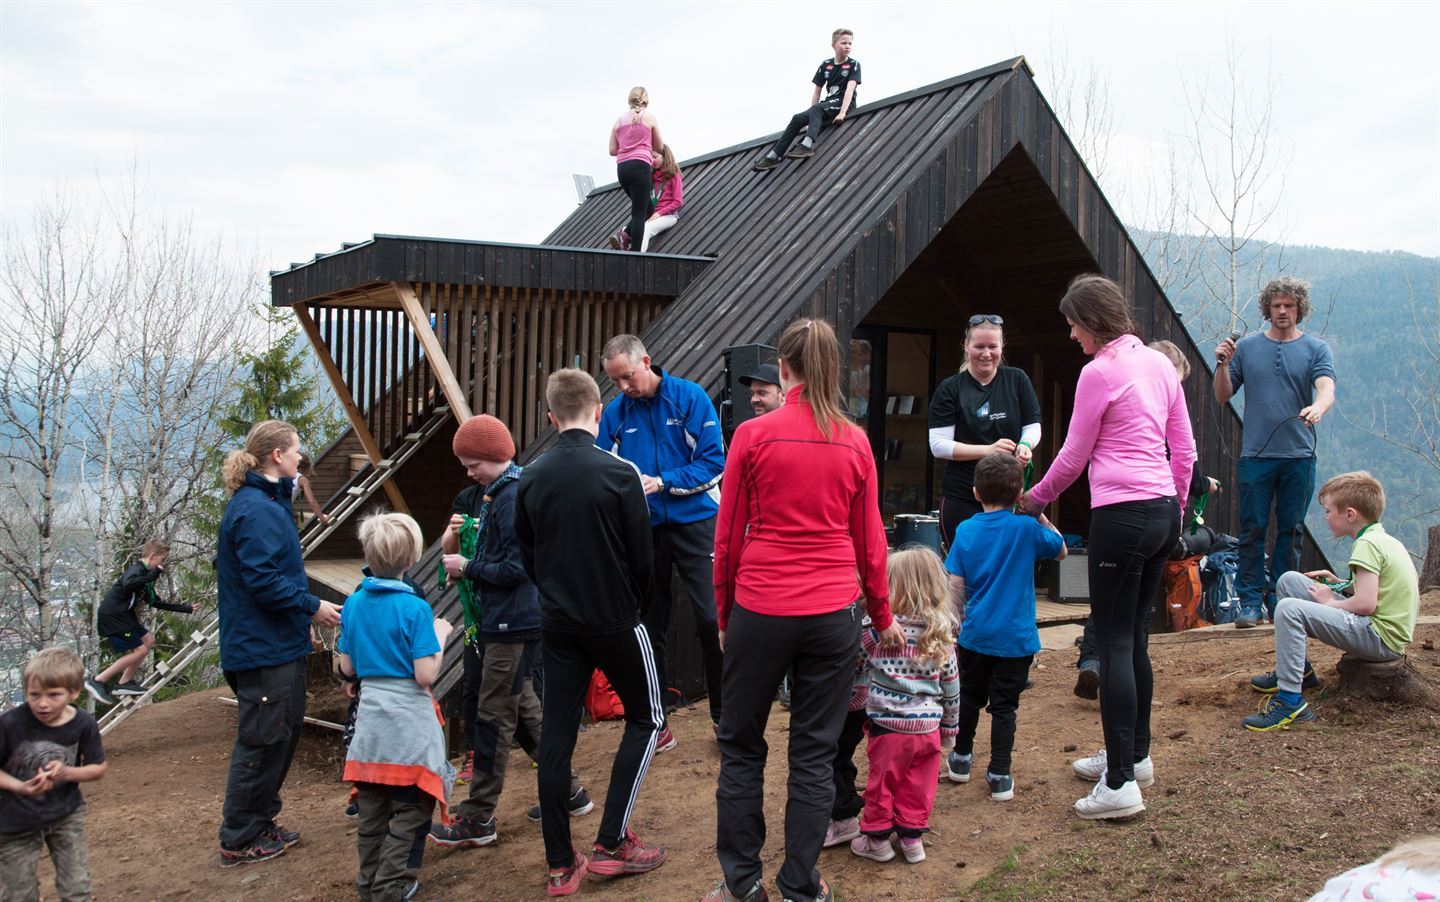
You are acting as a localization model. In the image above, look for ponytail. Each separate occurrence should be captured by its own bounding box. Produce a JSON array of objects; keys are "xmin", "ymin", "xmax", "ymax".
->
[
  {"xmin": 777, "ymin": 318, "xmax": 848, "ymax": 440},
  {"xmin": 222, "ymin": 419, "xmax": 299, "ymax": 495}
]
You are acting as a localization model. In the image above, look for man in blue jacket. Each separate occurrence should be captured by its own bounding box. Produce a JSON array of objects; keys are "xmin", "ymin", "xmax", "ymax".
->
[{"xmin": 600, "ymin": 334, "xmax": 726, "ymax": 749}]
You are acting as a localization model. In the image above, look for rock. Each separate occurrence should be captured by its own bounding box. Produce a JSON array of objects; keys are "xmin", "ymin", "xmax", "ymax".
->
[
  {"xmin": 1168, "ymin": 729, "xmax": 1187, "ymax": 740},
  {"xmin": 1063, "ymin": 743, "xmax": 1078, "ymax": 753}
]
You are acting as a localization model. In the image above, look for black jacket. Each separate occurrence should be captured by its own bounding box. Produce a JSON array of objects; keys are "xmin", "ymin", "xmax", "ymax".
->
[
  {"xmin": 453, "ymin": 480, "xmax": 541, "ymax": 642},
  {"xmin": 97, "ymin": 561, "xmax": 191, "ymax": 637},
  {"xmin": 516, "ymin": 429, "xmax": 654, "ymax": 634}
]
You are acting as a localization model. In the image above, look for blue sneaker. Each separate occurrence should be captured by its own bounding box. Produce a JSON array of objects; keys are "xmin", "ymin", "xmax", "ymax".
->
[
  {"xmin": 1242, "ymin": 695, "xmax": 1315, "ymax": 732},
  {"xmin": 986, "ymin": 772, "xmax": 1014, "ymax": 801},
  {"xmin": 1250, "ymin": 663, "xmax": 1319, "ymax": 694},
  {"xmin": 946, "ymin": 752, "xmax": 972, "ymax": 784}
]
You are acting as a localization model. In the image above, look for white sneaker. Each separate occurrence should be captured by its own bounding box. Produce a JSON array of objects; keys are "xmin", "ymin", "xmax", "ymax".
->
[
  {"xmin": 1074, "ymin": 779, "xmax": 1145, "ymax": 820},
  {"xmin": 1070, "ymin": 749, "xmax": 1154, "ymax": 788}
]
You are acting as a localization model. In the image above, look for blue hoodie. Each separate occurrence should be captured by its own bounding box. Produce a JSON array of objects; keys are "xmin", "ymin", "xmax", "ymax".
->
[
  {"xmin": 597, "ymin": 366, "xmax": 726, "ymax": 526},
  {"xmin": 216, "ymin": 469, "xmax": 320, "ymax": 671}
]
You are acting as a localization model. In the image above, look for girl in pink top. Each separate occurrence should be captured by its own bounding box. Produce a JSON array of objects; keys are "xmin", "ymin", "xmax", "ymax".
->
[
  {"xmin": 1022, "ymin": 274, "xmax": 1194, "ymax": 822},
  {"xmin": 610, "ymin": 144, "xmax": 685, "ymax": 253},
  {"xmin": 607, "ymin": 86, "xmax": 663, "ymax": 255}
]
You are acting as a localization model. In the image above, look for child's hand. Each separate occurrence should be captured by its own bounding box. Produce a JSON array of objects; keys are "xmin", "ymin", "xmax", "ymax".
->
[
  {"xmin": 1305, "ymin": 581, "xmax": 1339, "ymax": 605},
  {"xmin": 1304, "ymin": 568, "xmax": 1339, "ymax": 582},
  {"xmin": 433, "ymin": 618, "xmax": 454, "ymax": 644},
  {"xmin": 447, "ymin": 514, "xmax": 465, "ymax": 535},
  {"xmin": 343, "ymin": 681, "xmax": 358, "ymax": 699},
  {"xmin": 15, "ymin": 771, "xmax": 53, "ymax": 797}
]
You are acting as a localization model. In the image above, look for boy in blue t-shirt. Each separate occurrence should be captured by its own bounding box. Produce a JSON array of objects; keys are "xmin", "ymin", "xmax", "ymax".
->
[
  {"xmin": 337, "ymin": 513, "xmax": 453, "ymax": 902},
  {"xmin": 942, "ymin": 453, "xmax": 1066, "ymax": 801}
]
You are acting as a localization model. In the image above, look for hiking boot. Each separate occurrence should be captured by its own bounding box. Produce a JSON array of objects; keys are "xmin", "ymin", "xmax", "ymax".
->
[
  {"xmin": 850, "ymin": 834, "xmax": 895, "ymax": 862},
  {"xmin": 777, "ymin": 674, "xmax": 792, "ymax": 709},
  {"xmin": 1071, "ymin": 749, "xmax": 1155, "ymax": 788},
  {"xmin": 785, "ymin": 138, "xmax": 816, "ymax": 159},
  {"xmin": 1233, "ymin": 611, "xmax": 1262, "ymax": 629},
  {"xmin": 454, "ymin": 751, "xmax": 474, "ymax": 785},
  {"xmin": 345, "ymin": 798, "xmax": 359, "ymax": 819},
  {"xmin": 703, "ymin": 878, "xmax": 770, "ymax": 901},
  {"xmin": 987, "ymin": 772, "xmax": 1015, "ymax": 802},
  {"xmin": 1243, "ymin": 695, "xmax": 1315, "ymax": 732},
  {"xmin": 781, "ymin": 876, "xmax": 833, "ymax": 902},
  {"xmin": 946, "ymin": 751, "xmax": 972, "ymax": 783},
  {"xmin": 1074, "ymin": 660, "xmax": 1100, "ymax": 700},
  {"xmin": 898, "ymin": 836, "xmax": 926, "ymax": 863},
  {"xmin": 607, "ymin": 229, "xmax": 625, "ymax": 250},
  {"xmin": 547, "ymin": 852, "xmax": 587, "ymax": 897},
  {"xmin": 588, "ymin": 828, "xmax": 666, "ymax": 876},
  {"xmin": 528, "ymin": 788, "xmax": 595, "ymax": 822},
  {"xmin": 654, "ymin": 725, "xmax": 678, "ymax": 754},
  {"xmin": 428, "ymin": 815, "xmax": 496, "ymax": 847},
  {"xmin": 218, "ymin": 835, "xmax": 288, "ymax": 867},
  {"xmin": 823, "ymin": 816, "xmax": 860, "ymax": 848},
  {"xmin": 84, "ymin": 678, "xmax": 114, "ymax": 706},
  {"xmin": 1250, "ymin": 663, "xmax": 1319, "ymax": 694},
  {"xmin": 752, "ymin": 152, "xmax": 781, "ymax": 172},
  {"xmin": 262, "ymin": 823, "xmax": 300, "ymax": 848},
  {"xmin": 1074, "ymin": 780, "xmax": 1145, "ymax": 820},
  {"xmin": 113, "ymin": 680, "xmax": 146, "ymax": 697},
  {"xmin": 402, "ymin": 880, "xmax": 420, "ymax": 901}
]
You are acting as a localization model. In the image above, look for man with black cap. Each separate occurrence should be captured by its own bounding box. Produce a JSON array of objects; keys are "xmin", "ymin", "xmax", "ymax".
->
[{"xmin": 739, "ymin": 363, "xmax": 784, "ymax": 417}]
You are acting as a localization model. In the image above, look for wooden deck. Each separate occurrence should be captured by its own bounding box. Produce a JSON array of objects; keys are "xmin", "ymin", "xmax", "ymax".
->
[
  {"xmin": 1036, "ymin": 597, "xmax": 1089, "ymax": 625},
  {"xmin": 306, "ymin": 558, "xmax": 365, "ymax": 599}
]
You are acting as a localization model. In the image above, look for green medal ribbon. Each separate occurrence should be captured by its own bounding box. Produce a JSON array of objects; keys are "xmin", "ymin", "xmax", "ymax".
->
[{"xmin": 437, "ymin": 515, "xmax": 481, "ymax": 644}]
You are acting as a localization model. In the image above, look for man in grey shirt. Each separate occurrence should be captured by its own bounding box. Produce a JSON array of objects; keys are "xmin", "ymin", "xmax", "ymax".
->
[{"xmin": 1213, "ymin": 277, "xmax": 1336, "ymax": 628}]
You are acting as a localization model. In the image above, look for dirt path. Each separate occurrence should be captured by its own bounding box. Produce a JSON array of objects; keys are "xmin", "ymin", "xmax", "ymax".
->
[{"xmin": 76, "ymin": 592, "xmax": 1440, "ymax": 901}]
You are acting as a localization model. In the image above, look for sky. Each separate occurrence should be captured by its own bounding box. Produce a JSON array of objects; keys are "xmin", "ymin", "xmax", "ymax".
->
[{"xmin": 2, "ymin": 1, "xmax": 1437, "ymax": 271}]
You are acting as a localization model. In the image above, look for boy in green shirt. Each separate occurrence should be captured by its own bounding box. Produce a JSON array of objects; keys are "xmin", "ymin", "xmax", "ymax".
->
[{"xmin": 1244, "ymin": 471, "xmax": 1419, "ymax": 731}]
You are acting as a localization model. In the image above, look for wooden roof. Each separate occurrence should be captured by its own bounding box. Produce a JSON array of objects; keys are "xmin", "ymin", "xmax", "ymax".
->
[{"xmin": 269, "ymin": 234, "xmax": 714, "ymax": 307}]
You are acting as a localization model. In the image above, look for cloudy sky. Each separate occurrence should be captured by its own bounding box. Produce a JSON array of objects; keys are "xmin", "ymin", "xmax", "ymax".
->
[{"xmin": 3, "ymin": 1, "xmax": 1437, "ymax": 269}]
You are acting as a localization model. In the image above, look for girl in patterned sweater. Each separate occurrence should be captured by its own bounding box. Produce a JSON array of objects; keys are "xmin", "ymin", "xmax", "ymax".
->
[{"xmin": 851, "ymin": 547, "xmax": 960, "ymax": 864}]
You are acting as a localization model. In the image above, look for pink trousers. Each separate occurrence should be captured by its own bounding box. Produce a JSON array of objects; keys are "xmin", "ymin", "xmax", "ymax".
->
[{"xmin": 859, "ymin": 729, "xmax": 942, "ymax": 833}]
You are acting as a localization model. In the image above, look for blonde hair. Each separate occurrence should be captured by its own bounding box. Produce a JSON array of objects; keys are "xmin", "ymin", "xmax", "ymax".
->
[
  {"xmin": 24, "ymin": 646, "xmax": 84, "ymax": 693},
  {"xmin": 959, "ymin": 318, "xmax": 1005, "ymax": 374},
  {"xmin": 359, "ymin": 513, "xmax": 424, "ymax": 578},
  {"xmin": 832, "ymin": 28, "xmax": 853, "ymax": 42},
  {"xmin": 1148, "ymin": 339, "xmax": 1190, "ymax": 380},
  {"xmin": 222, "ymin": 420, "xmax": 298, "ymax": 495},
  {"xmin": 140, "ymin": 538, "xmax": 171, "ymax": 559},
  {"xmin": 1319, "ymin": 471, "xmax": 1385, "ymax": 523},
  {"xmin": 1377, "ymin": 835, "xmax": 1440, "ymax": 871},
  {"xmin": 547, "ymin": 368, "xmax": 603, "ymax": 424},
  {"xmin": 886, "ymin": 547, "xmax": 958, "ymax": 667},
  {"xmin": 656, "ymin": 144, "xmax": 680, "ymax": 178},
  {"xmin": 777, "ymin": 318, "xmax": 849, "ymax": 439},
  {"xmin": 626, "ymin": 86, "xmax": 649, "ymax": 111}
]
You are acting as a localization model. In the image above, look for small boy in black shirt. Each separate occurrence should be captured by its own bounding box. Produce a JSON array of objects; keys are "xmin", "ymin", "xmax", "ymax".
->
[
  {"xmin": 753, "ymin": 28, "xmax": 861, "ymax": 171},
  {"xmin": 85, "ymin": 539, "xmax": 199, "ymax": 704},
  {"xmin": 0, "ymin": 647, "xmax": 108, "ymax": 901}
]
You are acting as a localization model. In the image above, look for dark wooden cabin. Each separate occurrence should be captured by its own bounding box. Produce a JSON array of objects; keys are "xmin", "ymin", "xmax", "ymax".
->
[{"xmin": 271, "ymin": 56, "xmax": 1324, "ymax": 708}]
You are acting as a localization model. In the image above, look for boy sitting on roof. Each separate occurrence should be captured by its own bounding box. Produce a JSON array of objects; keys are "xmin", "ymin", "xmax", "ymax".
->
[{"xmin": 753, "ymin": 28, "xmax": 861, "ymax": 171}]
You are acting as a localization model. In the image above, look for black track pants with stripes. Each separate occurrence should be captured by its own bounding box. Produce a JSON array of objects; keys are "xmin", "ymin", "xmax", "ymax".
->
[{"xmin": 538, "ymin": 622, "xmax": 664, "ymax": 867}]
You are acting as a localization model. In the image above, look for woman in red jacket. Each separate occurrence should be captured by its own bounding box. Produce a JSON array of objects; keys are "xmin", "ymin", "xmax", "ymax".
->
[{"xmin": 706, "ymin": 318, "xmax": 903, "ymax": 902}]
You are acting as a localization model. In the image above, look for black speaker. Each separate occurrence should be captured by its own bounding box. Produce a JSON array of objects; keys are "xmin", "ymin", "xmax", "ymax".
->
[{"xmin": 720, "ymin": 343, "xmax": 777, "ymax": 439}]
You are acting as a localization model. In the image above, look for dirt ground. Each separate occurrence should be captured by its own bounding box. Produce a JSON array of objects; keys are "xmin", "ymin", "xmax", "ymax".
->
[{"xmin": 71, "ymin": 591, "xmax": 1440, "ymax": 901}]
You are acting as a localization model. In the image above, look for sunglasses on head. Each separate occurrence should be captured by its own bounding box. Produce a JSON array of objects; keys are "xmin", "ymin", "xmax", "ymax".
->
[{"xmin": 968, "ymin": 314, "xmax": 1004, "ymax": 326}]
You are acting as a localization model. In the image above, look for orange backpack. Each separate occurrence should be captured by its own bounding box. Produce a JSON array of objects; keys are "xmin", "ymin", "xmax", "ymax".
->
[
  {"xmin": 585, "ymin": 670, "xmax": 625, "ymax": 721},
  {"xmin": 1164, "ymin": 556, "xmax": 1209, "ymax": 633}
]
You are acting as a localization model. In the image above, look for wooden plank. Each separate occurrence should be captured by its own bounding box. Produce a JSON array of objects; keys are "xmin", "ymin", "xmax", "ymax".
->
[
  {"xmin": 291, "ymin": 303, "xmax": 409, "ymax": 514},
  {"xmin": 393, "ymin": 281, "xmax": 473, "ymax": 421}
]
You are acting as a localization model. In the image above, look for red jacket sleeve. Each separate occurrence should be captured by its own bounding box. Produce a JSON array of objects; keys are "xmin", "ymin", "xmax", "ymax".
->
[
  {"xmin": 850, "ymin": 436, "xmax": 893, "ymax": 631},
  {"xmin": 712, "ymin": 423, "xmax": 750, "ymax": 631}
]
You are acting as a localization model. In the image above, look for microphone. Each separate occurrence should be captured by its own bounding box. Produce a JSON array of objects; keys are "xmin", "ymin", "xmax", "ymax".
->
[{"xmin": 1218, "ymin": 330, "xmax": 1242, "ymax": 363}]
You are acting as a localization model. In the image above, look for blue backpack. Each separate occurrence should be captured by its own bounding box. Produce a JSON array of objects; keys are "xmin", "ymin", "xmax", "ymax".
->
[{"xmin": 1200, "ymin": 550, "xmax": 1240, "ymax": 624}]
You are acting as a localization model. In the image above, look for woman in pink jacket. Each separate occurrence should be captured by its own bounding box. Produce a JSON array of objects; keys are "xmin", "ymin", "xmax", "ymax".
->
[
  {"xmin": 1022, "ymin": 274, "xmax": 1194, "ymax": 822},
  {"xmin": 610, "ymin": 144, "xmax": 684, "ymax": 253}
]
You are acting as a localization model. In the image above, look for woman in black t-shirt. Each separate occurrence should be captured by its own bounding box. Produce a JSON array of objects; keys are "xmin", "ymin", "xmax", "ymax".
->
[{"xmin": 927, "ymin": 315, "xmax": 1042, "ymax": 550}]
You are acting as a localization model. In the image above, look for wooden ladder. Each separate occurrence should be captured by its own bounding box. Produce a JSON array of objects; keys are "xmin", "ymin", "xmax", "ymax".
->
[
  {"xmin": 298, "ymin": 405, "xmax": 452, "ymax": 558},
  {"xmin": 96, "ymin": 404, "xmax": 453, "ymax": 736}
]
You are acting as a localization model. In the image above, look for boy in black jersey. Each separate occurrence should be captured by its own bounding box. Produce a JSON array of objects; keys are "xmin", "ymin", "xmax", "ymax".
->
[
  {"xmin": 753, "ymin": 28, "xmax": 861, "ymax": 171},
  {"xmin": 515, "ymin": 369, "xmax": 666, "ymax": 896}
]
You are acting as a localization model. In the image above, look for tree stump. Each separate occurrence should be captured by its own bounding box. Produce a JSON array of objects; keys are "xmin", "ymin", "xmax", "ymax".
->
[
  {"xmin": 1421, "ymin": 523, "xmax": 1440, "ymax": 591},
  {"xmin": 1336, "ymin": 654, "xmax": 1439, "ymax": 710}
]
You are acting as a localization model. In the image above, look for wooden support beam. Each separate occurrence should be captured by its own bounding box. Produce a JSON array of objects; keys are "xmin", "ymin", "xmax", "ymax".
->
[
  {"xmin": 392, "ymin": 281, "xmax": 474, "ymax": 422},
  {"xmin": 291, "ymin": 303, "xmax": 410, "ymax": 514}
]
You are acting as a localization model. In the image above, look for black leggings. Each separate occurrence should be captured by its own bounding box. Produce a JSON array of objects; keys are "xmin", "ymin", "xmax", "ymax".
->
[
  {"xmin": 1087, "ymin": 497, "xmax": 1179, "ymax": 788},
  {"xmin": 938, "ymin": 494, "xmax": 983, "ymax": 554},
  {"xmin": 616, "ymin": 160, "xmax": 652, "ymax": 254}
]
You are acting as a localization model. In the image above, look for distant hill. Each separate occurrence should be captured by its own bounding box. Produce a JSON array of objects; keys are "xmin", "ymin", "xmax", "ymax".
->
[{"xmin": 1134, "ymin": 233, "xmax": 1440, "ymax": 563}]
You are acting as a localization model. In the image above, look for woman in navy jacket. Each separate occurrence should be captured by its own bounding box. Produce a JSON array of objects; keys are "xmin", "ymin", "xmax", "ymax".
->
[{"xmin": 215, "ymin": 420, "xmax": 341, "ymax": 866}]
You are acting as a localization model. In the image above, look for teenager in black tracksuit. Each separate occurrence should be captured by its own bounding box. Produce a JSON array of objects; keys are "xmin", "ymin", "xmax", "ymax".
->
[{"xmin": 516, "ymin": 377, "xmax": 667, "ymax": 888}]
